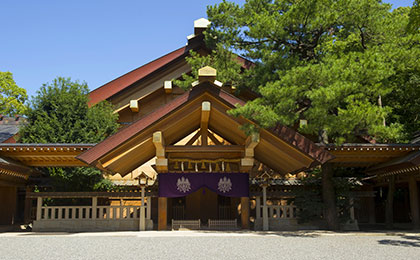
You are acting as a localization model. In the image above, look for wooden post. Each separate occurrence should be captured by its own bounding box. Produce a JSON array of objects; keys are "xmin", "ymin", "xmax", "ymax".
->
[
  {"xmin": 262, "ymin": 185, "xmax": 269, "ymax": 231},
  {"xmin": 36, "ymin": 197, "xmax": 42, "ymax": 220},
  {"xmin": 158, "ymin": 197, "xmax": 167, "ymax": 230},
  {"xmin": 140, "ymin": 186, "xmax": 146, "ymax": 231},
  {"xmin": 24, "ymin": 187, "xmax": 32, "ymax": 224},
  {"xmin": 92, "ymin": 197, "xmax": 97, "ymax": 219},
  {"xmin": 322, "ymin": 163, "xmax": 339, "ymax": 230},
  {"xmin": 256, "ymin": 196, "xmax": 261, "ymax": 219},
  {"xmin": 365, "ymin": 186, "xmax": 376, "ymax": 224},
  {"xmin": 409, "ymin": 176, "xmax": 419, "ymax": 229},
  {"xmin": 146, "ymin": 196, "xmax": 151, "ymax": 219},
  {"xmin": 241, "ymin": 197, "xmax": 250, "ymax": 229},
  {"xmin": 349, "ymin": 198, "xmax": 355, "ymax": 222},
  {"xmin": 385, "ymin": 176, "xmax": 395, "ymax": 229}
]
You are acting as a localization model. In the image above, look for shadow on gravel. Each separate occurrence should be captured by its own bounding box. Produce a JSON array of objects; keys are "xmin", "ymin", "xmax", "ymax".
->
[
  {"xmin": 196, "ymin": 230, "xmax": 320, "ymax": 238},
  {"xmin": 378, "ymin": 235, "xmax": 420, "ymax": 248}
]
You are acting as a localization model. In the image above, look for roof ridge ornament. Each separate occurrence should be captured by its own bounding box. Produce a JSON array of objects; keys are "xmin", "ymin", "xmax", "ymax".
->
[{"xmin": 198, "ymin": 66, "xmax": 217, "ymax": 82}]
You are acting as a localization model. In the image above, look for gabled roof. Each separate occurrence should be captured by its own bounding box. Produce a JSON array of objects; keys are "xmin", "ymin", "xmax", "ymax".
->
[
  {"xmin": 78, "ymin": 81, "xmax": 333, "ymax": 176},
  {"xmin": 88, "ymin": 46, "xmax": 189, "ymax": 106},
  {"xmin": 88, "ymin": 36, "xmax": 254, "ymax": 107}
]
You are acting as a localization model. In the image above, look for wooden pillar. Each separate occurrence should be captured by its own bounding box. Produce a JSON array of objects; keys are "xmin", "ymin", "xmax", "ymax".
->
[
  {"xmin": 385, "ymin": 176, "xmax": 395, "ymax": 229},
  {"xmin": 349, "ymin": 198, "xmax": 355, "ymax": 222},
  {"xmin": 409, "ymin": 176, "xmax": 419, "ymax": 229},
  {"xmin": 322, "ymin": 163, "xmax": 338, "ymax": 230},
  {"xmin": 368, "ymin": 194, "xmax": 376, "ymax": 224},
  {"xmin": 262, "ymin": 185, "xmax": 269, "ymax": 231},
  {"xmin": 241, "ymin": 197, "xmax": 250, "ymax": 229},
  {"xmin": 146, "ymin": 196, "xmax": 151, "ymax": 219},
  {"xmin": 256, "ymin": 196, "xmax": 261, "ymax": 219},
  {"xmin": 24, "ymin": 187, "xmax": 32, "ymax": 224},
  {"xmin": 158, "ymin": 197, "xmax": 167, "ymax": 230},
  {"xmin": 36, "ymin": 197, "xmax": 42, "ymax": 221}
]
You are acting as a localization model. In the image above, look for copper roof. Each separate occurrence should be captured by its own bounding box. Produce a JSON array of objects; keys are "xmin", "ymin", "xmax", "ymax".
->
[{"xmin": 88, "ymin": 46, "xmax": 189, "ymax": 106}]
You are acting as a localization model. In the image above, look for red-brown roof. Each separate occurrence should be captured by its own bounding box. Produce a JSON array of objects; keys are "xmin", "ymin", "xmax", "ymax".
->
[
  {"xmin": 88, "ymin": 46, "xmax": 188, "ymax": 106},
  {"xmin": 88, "ymin": 39, "xmax": 255, "ymax": 107}
]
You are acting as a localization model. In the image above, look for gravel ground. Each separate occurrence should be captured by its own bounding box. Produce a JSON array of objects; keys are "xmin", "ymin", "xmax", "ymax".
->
[{"xmin": 0, "ymin": 231, "xmax": 419, "ymax": 260}]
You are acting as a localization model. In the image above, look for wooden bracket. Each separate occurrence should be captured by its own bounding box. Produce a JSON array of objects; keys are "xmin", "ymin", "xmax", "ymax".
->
[
  {"xmin": 240, "ymin": 132, "xmax": 260, "ymax": 172},
  {"xmin": 153, "ymin": 131, "xmax": 168, "ymax": 172}
]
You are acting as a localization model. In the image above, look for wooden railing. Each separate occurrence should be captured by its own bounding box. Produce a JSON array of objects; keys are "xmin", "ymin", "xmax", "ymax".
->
[
  {"xmin": 35, "ymin": 196, "xmax": 152, "ymax": 222},
  {"xmin": 268, "ymin": 205, "xmax": 297, "ymax": 219},
  {"xmin": 256, "ymin": 205, "xmax": 297, "ymax": 219},
  {"xmin": 208, "ymin": 219, "xmax": 237, "ymax": 230},
  {"xmin": 37, "ymin": 205, "xmax": 150, "ymax": 220},
  {"xmin": 171, "ymin": 219, "xmax": 201, "ymax": 230}
]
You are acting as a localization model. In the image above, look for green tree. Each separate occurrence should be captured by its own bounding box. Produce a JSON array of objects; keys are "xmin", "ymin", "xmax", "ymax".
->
[
  {"xmin": 0, "ymin": 71, "xmax": 28, "ymax": 116},
  {"xmin": 19, "ymin": 77, "xmax": 119, "ymax": 191},
  {"xmin": 407, "ymin": 0, "xmax": 420, "ymax": 33},
  {"xmin": 180, "ymin": 0, "xmax": 419, "ymax": 229}
]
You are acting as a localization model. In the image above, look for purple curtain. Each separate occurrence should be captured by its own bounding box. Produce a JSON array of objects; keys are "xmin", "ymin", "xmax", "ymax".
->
[{"xmin": 158, "ymin": 172, "xmax": 249, "ymax": 198}]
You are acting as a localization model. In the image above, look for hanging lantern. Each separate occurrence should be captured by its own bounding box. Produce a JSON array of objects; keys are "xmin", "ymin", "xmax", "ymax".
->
[
  {"xmin": 181, "ymin": 162, "xmax": 184, "ymax": 172},
  {"xmin": 201, "ymin": 161, "xmax": 206, "ymax": 169},
  {"xmin": 222, "ymin": 161, "xmax": 225, "ymax": 171}
]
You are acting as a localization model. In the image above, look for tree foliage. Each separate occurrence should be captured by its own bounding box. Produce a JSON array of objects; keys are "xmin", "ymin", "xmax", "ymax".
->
[
  {"xmin": 19, "ymin": 77, "xmax": 119, "ymax": 191},
  {"xmin": 0, "ymin": 71, "xmax": 28, "ymax": 116},
  {"xmin": 182, "ymin": 0, "xmax": 420, "ymax": 143}
]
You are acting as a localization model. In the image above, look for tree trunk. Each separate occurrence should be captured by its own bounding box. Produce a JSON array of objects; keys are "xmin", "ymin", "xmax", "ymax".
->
[
  {"xmin": 322, "ymin": 163, "xmax": 339, "ymax": 230},
  {"xmin": 385, "ymin": 176, "xmax": 395, "ymax": 229}
]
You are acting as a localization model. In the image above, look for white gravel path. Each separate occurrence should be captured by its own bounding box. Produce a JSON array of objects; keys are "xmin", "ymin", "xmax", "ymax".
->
[{"xmin": 0, "ymin": 231, "xmax": 419, "ymax": 260}]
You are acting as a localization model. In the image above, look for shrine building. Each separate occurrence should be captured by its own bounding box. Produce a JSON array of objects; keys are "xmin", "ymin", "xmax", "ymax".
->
[{"xmin": 0, "ymin": 19, "xmax": 419, "ymax": 232}]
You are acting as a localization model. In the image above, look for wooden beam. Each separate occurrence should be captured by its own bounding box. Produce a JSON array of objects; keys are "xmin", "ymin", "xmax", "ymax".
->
[
  {"xmin": 26, "ymin": 191, "xmax": 154, "ymax": 199},
  {"xmin": 166, "ymin": 145, "xmax": 244, "ymax": 153},
  {"xmin": 200, "ymin": 101, "xmax": 211, "ymax": 146},
  {"xmin": 208, "ymin": 131, "xmax": 222, "ymax": 145},
  {"xmin": 153, "ymin": 131, "xmax": 168, "ymax": 172},
  {"xmin": 101, "ymin": 138, "xmax": 152, "ymax": 168},
  {"xmin": 186, "ymin": 131, "xmax": 201, "ymax": 146}
]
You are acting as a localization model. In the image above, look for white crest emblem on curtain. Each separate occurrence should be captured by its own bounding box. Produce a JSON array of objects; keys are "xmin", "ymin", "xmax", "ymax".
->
[
  {"xmin": 177, "ymin": 177, "xmax": 191, "ymax": 193},
  {"xmin": 218, "ymin": 177, "xmax": 232, "ymax": 193}
]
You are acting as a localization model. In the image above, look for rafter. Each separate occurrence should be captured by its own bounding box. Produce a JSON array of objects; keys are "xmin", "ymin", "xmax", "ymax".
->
[
  {"xmin": 207, "ymin": 131, "xmax": 222, "ymax": 145},
  {"xmin": 186, "ymin": 130, "xmax": 201, "ymax": 146}
]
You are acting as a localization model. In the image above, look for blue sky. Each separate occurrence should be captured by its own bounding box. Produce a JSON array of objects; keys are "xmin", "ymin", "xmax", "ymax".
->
[{"xmin": 0, "ymin": 0, "xmax": 413, "ymax": 98}]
